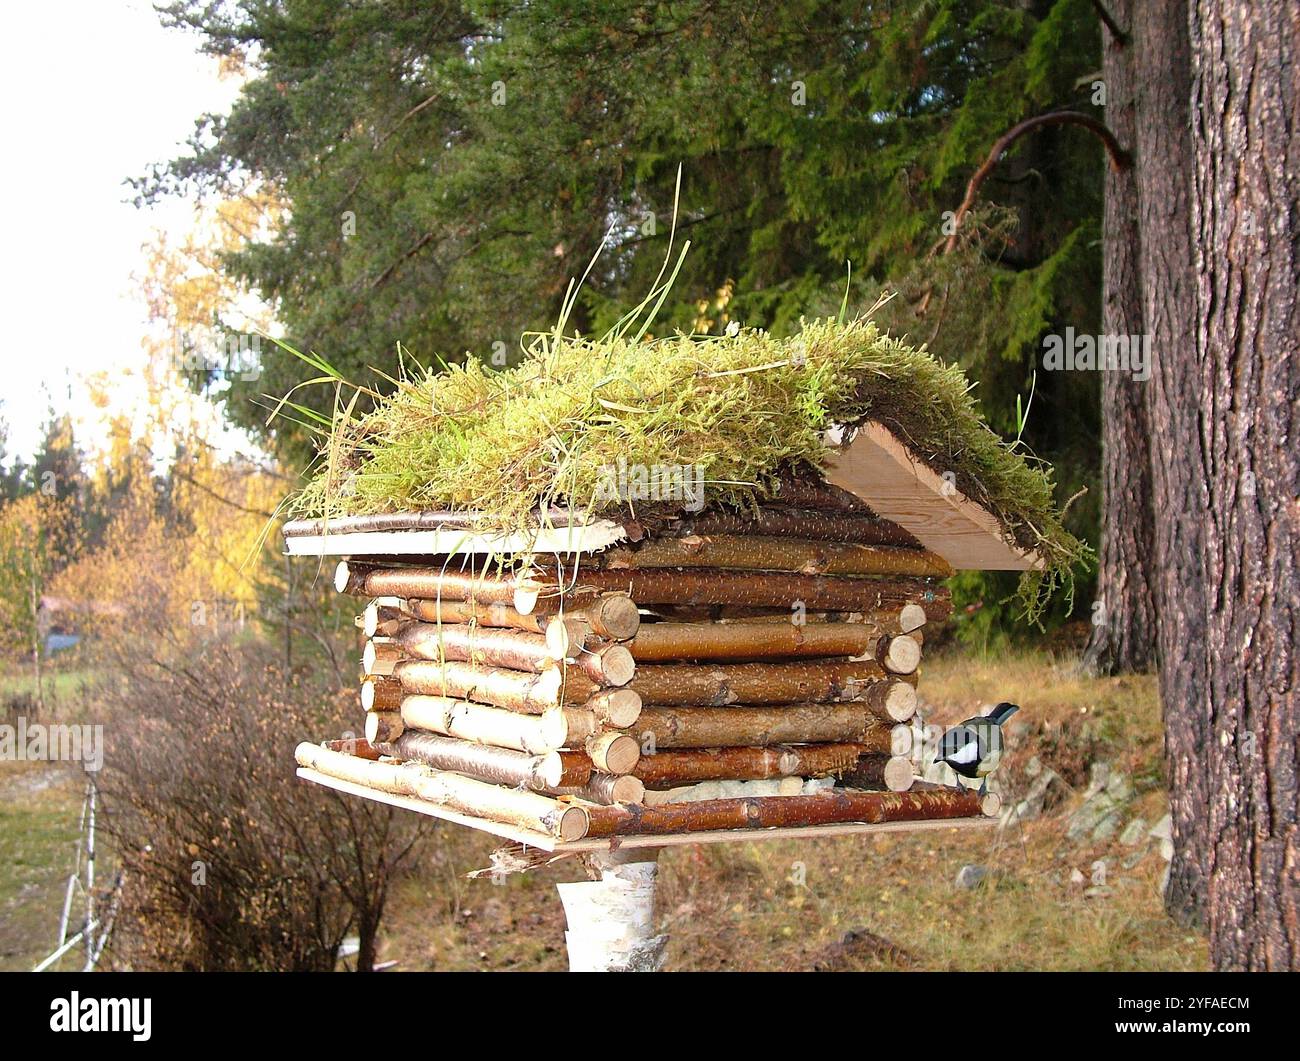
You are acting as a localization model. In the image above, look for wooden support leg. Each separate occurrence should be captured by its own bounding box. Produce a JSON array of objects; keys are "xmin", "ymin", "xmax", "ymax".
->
[{"xmin": 556, "ymin": 848, "xmax": 667, "ymax": 972}]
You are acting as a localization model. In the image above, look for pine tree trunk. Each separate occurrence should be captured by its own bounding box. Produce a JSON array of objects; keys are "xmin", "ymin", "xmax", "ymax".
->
[
  {"xmin": 1190, "ymin": 0, "xmax": 1299, "ymax": 970},
  {"xmin": 1133, "ymin": 0, "xmax": 1210, "ymax": 930},
  {"xmin": 1083, "ymin": 0, "xmax": 1159, "ymax": 676}
]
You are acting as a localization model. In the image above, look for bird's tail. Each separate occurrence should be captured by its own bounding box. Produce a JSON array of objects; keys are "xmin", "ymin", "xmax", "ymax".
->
[{"xmin": 989, "ymin": 701, "xmax": 1020, "ymax": 725}]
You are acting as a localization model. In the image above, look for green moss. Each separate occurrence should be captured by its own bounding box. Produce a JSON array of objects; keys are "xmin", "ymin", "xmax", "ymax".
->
[{"xmin": 284, "ymin": 317, "xmax": 1088, "ymax": 623}]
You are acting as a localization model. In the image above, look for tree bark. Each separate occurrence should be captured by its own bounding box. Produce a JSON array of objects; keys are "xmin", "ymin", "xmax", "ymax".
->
[
  {"xmin": 1134, "ymin": 0, "xmax": 1211, "ymax": 930},
  {"xmin": 1190, "ymin": 0, "xmax": 1299, "ymax": 969},
  {"xmin": 1083, "ymin": 0, "xmax": 1160, "ymax": 677}
]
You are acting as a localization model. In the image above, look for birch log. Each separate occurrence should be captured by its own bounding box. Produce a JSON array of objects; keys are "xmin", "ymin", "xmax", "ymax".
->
[
  {"xmin": 378, "ymin": 731, "xmax": 564, "ymax": 790},
  {"xmin": 554, "ymin": 773, "xmax": 646, "ymax": 805},
  {"xmin": 395, "ymin": 659, "xmax": 563, "ymax": 713},
  {"xmin": 400, "ymin": 694, "xmax": 572, "ymax": 753},
  {"xmin": 403, "ymin": 595, "xmax": 639, "ymax": 643},
  {"xmin": 294, "ymin": 742, "xmax": 587, "ymax": 840}
]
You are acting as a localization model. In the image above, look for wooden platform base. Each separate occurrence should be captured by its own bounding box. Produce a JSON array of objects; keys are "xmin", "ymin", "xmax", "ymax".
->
[{"xmin": 297, "ymin": 767, "xmax": 997, "ymax": 853}]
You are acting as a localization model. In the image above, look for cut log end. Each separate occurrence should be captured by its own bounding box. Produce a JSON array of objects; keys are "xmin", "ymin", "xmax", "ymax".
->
[
  {"xmin": 587, "ymin": 732, "xmax": 640, "ymax": 775},
  {"xmin": 364, "ymin": 710, "xmax": 404, "ymax": 746},
  {"xmin": 334, "ymin": 560, "xmax": 352, "ymax": 594},
  {"xmin": 591, "ymin": 594, "xmax": 641, "ymax": 640},
  {"xmin": 889, "ymin": 724, "xmax": 914, "ymax": 757},
  {"xmin": 882, "ymin": 681, "xmax": 918, "ymax": 722},
  {"xmin": 883, "ymin": 635, "xmax": 922, "ymax": 675},
  {"xmin": 981, "ymin": 791, "xmax": 1002, "ymax": 817},
  {"xmin": 586, "ymin": 687, "xmax": 643, "ymax": 729},
  {"xmin": 557, "ymin": 806, "xmax": 591, "ymax": 842},
  {"xmin": 591, "ymin": 643, "xmax": 636, "ymax": 686},
  {"xmin": 898, "ymin": 603, "xmax": 927, "ymax": 633},
  {"xmin": 883, "ymin": 756, "xmax": 914, "ymax": 792}
]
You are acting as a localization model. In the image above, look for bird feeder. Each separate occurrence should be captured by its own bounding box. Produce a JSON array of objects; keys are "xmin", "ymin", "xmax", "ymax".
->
[{"xmin": 286, "ymin": 421, "xmax": 1041, "ymax": 971}]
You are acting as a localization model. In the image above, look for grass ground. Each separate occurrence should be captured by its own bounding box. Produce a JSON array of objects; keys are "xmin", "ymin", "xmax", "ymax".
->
[{"xmin": 0, "ymin": 761, "xmax": 87, "ymax": 971}]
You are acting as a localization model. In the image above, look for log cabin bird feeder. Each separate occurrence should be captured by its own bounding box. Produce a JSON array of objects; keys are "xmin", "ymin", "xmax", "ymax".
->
[{"xmin": 282, "ymin": 319, "xmax": 1073, "ymax": 970}]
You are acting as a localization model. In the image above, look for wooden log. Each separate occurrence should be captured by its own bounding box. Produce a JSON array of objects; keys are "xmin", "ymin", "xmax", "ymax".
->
[
  {"xmin": 633, "ymin": 743, "xmax": 864, "ymax": 787},
  {"xmin": 401, "ymin": 598, "xmax": 600, "ymax": 657},
  {"xmin": 841, "ymin": 754, "xmax": 915, "ymax": 792},
  {"xmin": 364, "ymin": 710, "xmax": 404, "ymax": 745},
  {"xmin": 400, "ymin": 695, "xmax": 572, "ymax": 754},
  {"xmin": 652, "ymin": 602, "xmax": 931, "ymax": 633},
  {"xmin": 633, "ymin": 705, "xmax": 906, "ymax": 749},
  {"xmin": 294, "ymin": 741, "xmax": 587, "ymax": 840},
  {"xmin": 557, "ymin": 751, "xmax": 593, "ymax": 787},
  {"xmin": 379, "ymin": 731, "xmax": 564, "ymax": 791},
  {"xmin": 769, "ymin": 473, "xmax": 878, "ymax": 514},
  {"xmin": 336, "ymin": 560, "xmax": 542, "ymax": 609},
  {"xmin": 585, "ymin": 732, "xmax": 640, "ymax": 775},
  {"xmin": 618, "ymin": 658, "xmax": 902, "ymax": 707},
  {"xmin": 395, "ymin": 659, "xmax": 563, "ymax": 713},
  {"xmin": 361, "ymin": 676, "xmax": 404, "ymax": 712},
  {"xmin": 628, "ymin": 620, "xmax": 882, "ymax": 661},
  {"xmin": 583, "ymin": 688, "xmax": 643, "ymax": 728},
  {"xmin": 554, "ymin": 773, "xmax": 646, "ymax": 805},
  {"xmin": 323, "ymin": 737, "xmax": 383, "ymax": 760},
  {"xmin": 866, "ymin": 680, "xmax": 917, "ymax": 722},
  {"xmin": 605, "ymin": 535, "xmax": 953, "ymax": 579},
  {"xmin": 582, "ymin": 786, "xmax": 988, "ymax": 836},
  {"xmin": 571, "ymin": 641, "xmax": 637, "ymax": 686},
  {"xmin": 677, "ymin": 507, "xmax": 923, "ymax": 550},
  {"xmin": 396, "ymin": 622, "xmax": 561, "ymax": 669},
  {"xmin": 362, "ymin": 639, "xmax": 404, "ymax": 676},
  {"xmin": 553, "ymin": 568, "xmax": 952, "ymax": 619},
  {"xmin": 360, "ymin": 603, "xmax": 404, "ymax": 638},
  {"xmin": 879, "ymin": 635, "xmax": 922, "ymax": 675}
]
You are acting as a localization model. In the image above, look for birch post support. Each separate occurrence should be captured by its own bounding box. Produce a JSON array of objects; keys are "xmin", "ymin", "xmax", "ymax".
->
[
  {"xmin": 557, "ymin": 848, "xmax": 667, "ymax": 972},
  {"xmin": 604, "ymin": 535, "xmax": 954, "ymax": 578},
  {"xmin": 378, "ymin": 731, "xmax": 565, "ymax": 791},
  {"xmin": 294, "ymin": 742, "xmax": 588, "ymax": 840}
]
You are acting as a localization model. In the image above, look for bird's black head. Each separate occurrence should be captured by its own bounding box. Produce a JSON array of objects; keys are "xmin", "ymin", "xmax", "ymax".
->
[{"xmin": 989, "ymin": 702, "xmax": 1020, "ymax": 725}]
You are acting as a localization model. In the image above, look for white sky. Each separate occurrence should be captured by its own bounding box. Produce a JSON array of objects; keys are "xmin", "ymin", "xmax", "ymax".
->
[{"xmin": 0, "ymin": 0, "xmax": 243, "ymax": 462}]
